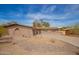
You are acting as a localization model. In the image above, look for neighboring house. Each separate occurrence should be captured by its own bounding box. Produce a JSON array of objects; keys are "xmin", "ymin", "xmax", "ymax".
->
[{"xmin": 59, "ymin": 28, "xmax": 73, "ymax": 35}]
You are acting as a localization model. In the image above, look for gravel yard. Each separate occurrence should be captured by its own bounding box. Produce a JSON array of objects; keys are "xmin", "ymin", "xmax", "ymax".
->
[{"xmin": 0, "ymin": 31, "xmax": 79, "ymax": 55}]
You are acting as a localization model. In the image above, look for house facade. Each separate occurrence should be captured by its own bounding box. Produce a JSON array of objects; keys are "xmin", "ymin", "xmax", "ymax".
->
[
  {"xmin": 4, "ymin": 23, "xmax": 59, "ymax": 38},
  {"xmin": 4, "ymin": 23, "xmax": 33, "ymax": 38}
]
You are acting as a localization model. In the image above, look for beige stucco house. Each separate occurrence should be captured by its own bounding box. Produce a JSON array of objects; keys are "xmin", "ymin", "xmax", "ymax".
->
[
  {"xmin": 4, "ymin": 23, "xmax": 33, "ymax": 38},
  {"xmin": 4, "ymin": 23, "xmax": 58, "ymax": 37}
]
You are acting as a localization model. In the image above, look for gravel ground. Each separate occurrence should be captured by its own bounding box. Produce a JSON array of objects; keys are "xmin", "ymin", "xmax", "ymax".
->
[{"xmin": 0, "ymin": 31, "xmax": 79, "ymax": 55}]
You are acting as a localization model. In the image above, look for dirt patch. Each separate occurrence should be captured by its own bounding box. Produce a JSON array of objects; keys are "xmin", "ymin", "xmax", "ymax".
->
[{"xmin": 0, "ymin": 34, "xmax": 79, "ymax": 55}]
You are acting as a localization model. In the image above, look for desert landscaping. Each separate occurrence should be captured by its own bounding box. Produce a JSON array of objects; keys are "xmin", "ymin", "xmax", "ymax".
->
[
  {"xmin": 0, "ymin": 23, "xmax": 79, "ymax": 55},
  {"xmin": 0, "ymin": 4, "xmax": 79, "ymax": 55}
]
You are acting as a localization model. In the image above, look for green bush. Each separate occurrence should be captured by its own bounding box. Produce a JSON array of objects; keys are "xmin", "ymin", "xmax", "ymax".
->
[
  {"xmin": 70, "ymin": 23, "xmax": 79, "ymax": 35},
  {"xmin": 0, "ymin": 26, "xmax": 8, "ymax": 37}
]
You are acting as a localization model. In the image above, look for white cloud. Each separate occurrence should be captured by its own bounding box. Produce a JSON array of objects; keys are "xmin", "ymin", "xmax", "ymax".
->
[
  {"xmin": 26, "ymin": 5, "xmax": 69, "ymax": 21},
  {"xmin": 26, "ymin": 13, "xmax": 52, "ymax": 20},
  {"xmin": 41, "ymin": 5, "xmax": 56, "ymax": 14},
  {"xmin": 26, "ymin": 12, "xmax": 67, "ymax": 21}
]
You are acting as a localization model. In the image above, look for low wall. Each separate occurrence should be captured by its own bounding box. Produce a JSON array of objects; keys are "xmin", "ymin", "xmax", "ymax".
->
[
  {"xmin": 0, "ymin": 36, "xmax": 12, "ymax": 43},
  {"xmin": 59, "ymin": 30, "xmax": 73, "ymax": 35}
]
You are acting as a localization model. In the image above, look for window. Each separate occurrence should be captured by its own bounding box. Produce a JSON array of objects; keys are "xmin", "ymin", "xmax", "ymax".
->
[{"xmin": 15, "ymin": 28, "xmax": 19, "ymax": 31}]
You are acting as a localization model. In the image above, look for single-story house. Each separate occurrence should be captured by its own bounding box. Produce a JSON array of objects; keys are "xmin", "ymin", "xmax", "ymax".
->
[
  {"xmin": 3, "ymin": 23, "xmax": 59, "ymax": 36},
  {"xmin": 4, "ymin": 23, "xmax": 33, "ymax": 38}
]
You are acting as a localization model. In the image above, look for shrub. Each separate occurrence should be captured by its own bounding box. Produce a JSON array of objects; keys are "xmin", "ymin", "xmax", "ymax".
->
[
  {"xmin": 0, "ymin": 26, "xmax": 8, "ymax": 37},
  {"xmin": 70, "ymin": 23, "xmax": 79, "ymax": 35}
]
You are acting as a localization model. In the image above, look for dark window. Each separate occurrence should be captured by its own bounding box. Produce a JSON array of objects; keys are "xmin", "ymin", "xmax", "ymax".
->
[{"xmin": 15, "ymin": 28, "xmax": 19, "ymax": 31}]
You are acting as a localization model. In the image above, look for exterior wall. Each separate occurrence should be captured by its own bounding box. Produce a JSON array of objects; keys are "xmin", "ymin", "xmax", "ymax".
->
[
  {"xmin": 60, "ymin": 31, "xmax": 66, "ymax": 35},
  {"xmin": 7, "ymin": 25, "xmax": 33, "ymax": 38},
  {"xmin": 59, "ymin": 30, "xmax": 73, "ymax": 35}
]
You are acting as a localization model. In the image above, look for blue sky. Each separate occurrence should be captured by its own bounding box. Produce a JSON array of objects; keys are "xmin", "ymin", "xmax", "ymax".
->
[{"xmin": 0, "ymin": 4, "xmax": 79, "ymax": 27}]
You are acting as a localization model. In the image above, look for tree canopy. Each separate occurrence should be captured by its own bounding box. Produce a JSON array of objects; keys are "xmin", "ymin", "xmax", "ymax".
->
[{"xmin": 33, "ymin": 19, "xmax": 50, "ymax": 28}]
